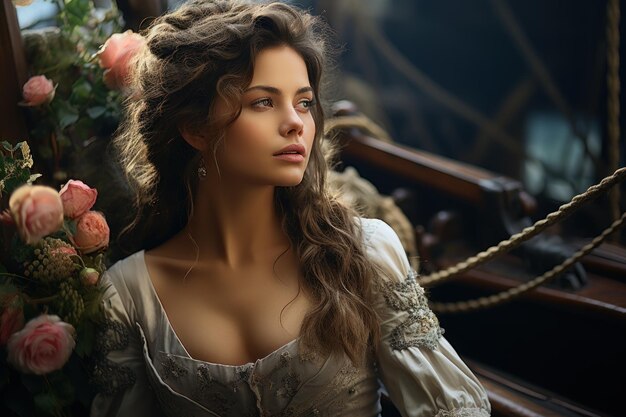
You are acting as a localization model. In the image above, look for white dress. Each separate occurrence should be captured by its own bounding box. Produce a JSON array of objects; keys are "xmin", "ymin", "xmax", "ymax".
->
[{"xmin": 90, "ymin": 218, "xmax": 491, "ymax": 417}]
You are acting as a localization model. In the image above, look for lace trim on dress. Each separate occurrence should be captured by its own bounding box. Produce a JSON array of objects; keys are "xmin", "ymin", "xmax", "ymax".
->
[
  {"xmin": 434, "ymin": 407, "xmax": 491, "ymax": 417},
  {"xmin": 90, "ymin": 319, "xmax": 136, "ymax": 396},
  {"xmin": 380, "ymin": 270, "xmax": 443, "ymax": 350}
]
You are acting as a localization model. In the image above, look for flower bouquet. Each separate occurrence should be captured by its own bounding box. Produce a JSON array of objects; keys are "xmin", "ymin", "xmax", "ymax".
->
[
  {"xmin": 17, "ymin": 0, "xmax": 145, "ymax": 186},
  {"xmin": 0, "ymin": 141, "xmax": 110, "ymax": 416}
]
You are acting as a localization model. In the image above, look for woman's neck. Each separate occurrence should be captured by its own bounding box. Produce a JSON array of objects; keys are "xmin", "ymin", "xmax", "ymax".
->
[{"xmin": 186, "ymin": 178, "xmax": 289, "ymax": 268}]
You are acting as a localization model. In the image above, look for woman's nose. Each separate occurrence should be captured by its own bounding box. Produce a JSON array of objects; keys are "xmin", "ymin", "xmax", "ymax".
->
[{"xmin": 279, "ymin": 106, "xmax": 304, "ymax": 137}]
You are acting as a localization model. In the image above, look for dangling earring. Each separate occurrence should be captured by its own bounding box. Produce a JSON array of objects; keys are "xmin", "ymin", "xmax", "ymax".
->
[{"xmin": 197, "ymin": 156, "xmax": 207, "ymax": 179}]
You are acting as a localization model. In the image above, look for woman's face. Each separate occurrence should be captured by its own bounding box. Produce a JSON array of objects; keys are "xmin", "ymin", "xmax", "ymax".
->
[{"xmin": 212, "ymin": 45, "xmax": 316, "ymax": 187}]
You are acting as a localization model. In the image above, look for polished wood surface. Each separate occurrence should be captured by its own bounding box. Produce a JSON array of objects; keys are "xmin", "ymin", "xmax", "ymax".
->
[{"xmin": 0, "ymin": 0, "xmax": 28, "ymax": 142}]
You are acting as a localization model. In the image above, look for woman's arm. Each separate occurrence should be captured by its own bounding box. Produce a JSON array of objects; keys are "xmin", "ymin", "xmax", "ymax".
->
[{"xmin": 363, "ymin": 218, "xmax": 491, "ymax": 417}]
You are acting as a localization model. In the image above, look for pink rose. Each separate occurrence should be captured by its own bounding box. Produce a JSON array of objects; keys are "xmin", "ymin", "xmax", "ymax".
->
[
  {"xmin": 79, "ymin": 267, "xmax": 100, "ymax": 286},
  {"xmin": 21, "ymin": 75, "xmax": 55, "ymax": 106},
  {"xmin": 0, "ymin": 295, "xmax": 25, "ymax": 346},
  {"xmin": 9, "ymin": 185, "xmax": 64, "ymax": 244},
  {"xmin": 72, "ymin": 211, "xmax": 110, "ymax": 254},
  {"xmin": 59, "ymin": 179, "xmax": 98, "ymax": 219},
  {"xmin": 98, "ymin": 30, "xmax": 145, "ymax": 89},
  {"xmin": 7, "ymin": 314, "xmax": 75, "ymax": 375}
]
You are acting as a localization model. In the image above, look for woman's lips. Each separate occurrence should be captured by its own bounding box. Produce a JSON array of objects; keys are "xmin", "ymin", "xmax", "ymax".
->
[
  {"xmin": 273, "ymin": 153, "xmax": 305, "ymax": 162},
  {"xmin": 273, "ymin": 143, "xmax": 306, "ymax": 162}
]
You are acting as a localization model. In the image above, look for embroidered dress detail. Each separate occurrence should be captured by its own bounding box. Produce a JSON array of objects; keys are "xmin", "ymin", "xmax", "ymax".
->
[
  {"xmin": 434, "ymin": 407, "xmax": 492, "ymax": 417},
  {"xmin": 160, "ymin": 353, "xmax": 189, "ymax": 380},
  {"xmin": 91, "ymin": 319, "xmax": 136, "ymax": 396},
  {"xmin": 276, "ymin": 371, "xmax": 301, "ymax": 399},
  {"xmin": 233, "ymin": 364, "xmax": 253, "ymax": 392},
  {"xmin": 380, "ymin": 270, "xmax": 443, "ymax": 350},
  {"xmin": 196, "ymin": 364, "xmax": 235, "ymax": 415}
]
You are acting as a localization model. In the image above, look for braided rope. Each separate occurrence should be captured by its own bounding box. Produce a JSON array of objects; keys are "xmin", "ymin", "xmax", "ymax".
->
[
  {"xmin": 430, "ymin": 211, "xmax": 626, "ymax": 313},
  {"xmin": 420, "ymin": 167, "xmax": 626, "ymax": 286},
  {"xmin": 607, "ymin": 0, "xmax": 621, "ymax": 233}
]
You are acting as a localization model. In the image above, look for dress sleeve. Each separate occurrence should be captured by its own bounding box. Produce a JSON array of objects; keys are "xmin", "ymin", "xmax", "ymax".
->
[
  {"xmin": 363, "ymin": 219, "xmax": 491, "ymax": 417},
  {"xmin": 90, "ymin": 269, "xmax": 164, "ymax": 417}
]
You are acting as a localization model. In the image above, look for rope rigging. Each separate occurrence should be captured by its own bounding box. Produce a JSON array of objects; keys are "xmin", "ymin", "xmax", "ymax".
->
[{"xmin": 326, "ymin": 0, "xmax": 622, "ymax": 313}]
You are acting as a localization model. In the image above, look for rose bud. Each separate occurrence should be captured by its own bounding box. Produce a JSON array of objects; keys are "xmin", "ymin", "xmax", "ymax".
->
[
  {"xmin": 79, "ymin": 267, "xmax": 100, "ymax": 286},
  {"xmin": 73, "ymin": 211, "xmax": 110, "ymax": 254},
  {"xmin": 9, "ymin": 185, "xmax": 64, "ymax": 244},
  {"xmin": 0, "ymin": 295, "xmax": 25, "ymax": 346},
  {"xmin": 7, "ymin": 314, "xmax": 75, "ymax": 375},
  {"xmin": 59, "ymin": 179, "xmax": 98, "ymax": 219},
  {"xmin": 98, "ymin": 30, "xmax": 145, "ymax": 89},
  {"xmin": 21, "ymin": 75, "xmax": 55, "ymax": 106}
]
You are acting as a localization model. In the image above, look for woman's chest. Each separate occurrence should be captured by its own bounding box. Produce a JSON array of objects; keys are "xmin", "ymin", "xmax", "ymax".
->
[{"xmin": 155, "ymin": 268, "xmax": 313, "ymax": 366}]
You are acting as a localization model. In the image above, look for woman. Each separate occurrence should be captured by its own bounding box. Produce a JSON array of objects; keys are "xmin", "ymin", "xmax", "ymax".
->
[{"xmin": 91, "ymin": 1, "xmax": 491, "ymax": 416}]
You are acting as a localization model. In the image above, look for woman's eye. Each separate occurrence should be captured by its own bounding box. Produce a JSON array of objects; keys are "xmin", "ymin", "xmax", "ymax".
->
[
  {"xmin": 297, "ymin": 99, "xmax": 315, "ymax": 111},
  {"xmin": 252, "ymin": 98, "xmax": 273, "ymax": 108}
]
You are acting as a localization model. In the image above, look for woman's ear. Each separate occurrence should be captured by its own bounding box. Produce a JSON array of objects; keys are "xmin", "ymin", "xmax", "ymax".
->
[{"xmin": 179, "ymin": 122, "xmax": 210, "ymax": 151}]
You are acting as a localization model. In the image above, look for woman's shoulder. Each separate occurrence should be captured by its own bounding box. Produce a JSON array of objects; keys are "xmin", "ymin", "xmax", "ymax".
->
[
  {"xmin": 358, "ymin": 217, "xmax": 399, "ymax": 245},
  {"xmin": 358, "ymin": 217, "xmax": 406, "ymax": 257},
  {"xmin": 102, "ymin": 251, "xmax": 150, "ymax": 303},
  {"xmin": 357, "ymin": 217, "xmax": 411, "ymax": 283},
  {"xmin": 106, "ymin": 251, "xmax": 146, "ymax": 282}
]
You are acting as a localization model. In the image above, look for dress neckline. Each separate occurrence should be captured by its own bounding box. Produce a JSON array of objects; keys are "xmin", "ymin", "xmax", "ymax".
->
[{"xmin": 136, "ymin": 250, "xmax": 301, "ymax": 368}]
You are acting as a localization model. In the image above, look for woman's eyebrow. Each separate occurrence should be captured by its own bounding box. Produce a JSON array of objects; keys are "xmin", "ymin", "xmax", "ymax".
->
[{"xmin": 244, "ymin": 85, "xmax": 313, "ymax": 95}]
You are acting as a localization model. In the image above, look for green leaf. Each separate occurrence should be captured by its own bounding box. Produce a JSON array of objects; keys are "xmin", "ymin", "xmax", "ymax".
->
[
  {"xmin": 71, "ymin": 78, "xmax": 92, "ymax": 100},
  {"xmin": 86, "ymin": 106, "xmax": 106, "ymax": 119},
  {"xmin": 56, "ymin": 101, "xmax": 80, "ymax": 130},
  {"xmin": 1, "ymin": 141, "xmax": 13, "ymax": 152},
  {"xmin": 64, "ymin": 219, "xmax": 77, "ymax": 236},
  {"xmin": 34, "ymin": 392, "xmax": 61, "ymax": 414},
  {"xmin": 3, "ymin": 171, "xmax": 30, "ymax": 197},
  {"xmin": 63, "ymin": 0, "xmax": 91, "ymax": 27}
]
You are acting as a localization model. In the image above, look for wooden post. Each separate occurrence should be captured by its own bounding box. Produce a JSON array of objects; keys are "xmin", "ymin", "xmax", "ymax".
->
[{"xmin": 0, "ymin": 0, "xmax": 28, "ymax": 143}]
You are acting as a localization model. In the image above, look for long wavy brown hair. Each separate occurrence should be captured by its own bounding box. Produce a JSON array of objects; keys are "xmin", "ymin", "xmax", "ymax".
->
[{"xmin": 114, "ymin": 0, "xmax": 380, "ymax": 365}]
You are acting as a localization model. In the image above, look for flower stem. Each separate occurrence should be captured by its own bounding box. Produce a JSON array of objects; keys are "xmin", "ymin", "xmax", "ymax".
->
[
  {"xmin": 23, "ymin": 294, "xmax": 59, "ymax": 305},
  {"xmin": 0, "ymin": 272, "xmax": 37, "ymax": 284}
]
